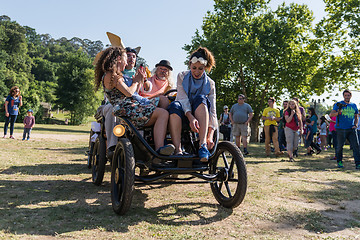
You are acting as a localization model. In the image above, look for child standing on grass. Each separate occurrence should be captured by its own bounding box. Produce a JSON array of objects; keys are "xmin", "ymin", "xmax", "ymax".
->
[
  {"xmin": 23, "ymin": 109, "xmax": 35, "ymax": 141},
  {"xmin": 304, "ymin": 118, "xmax": 313, "ymax": 155}
]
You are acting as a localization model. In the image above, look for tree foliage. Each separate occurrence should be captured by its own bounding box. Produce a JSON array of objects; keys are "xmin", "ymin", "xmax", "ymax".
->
[
  {"xmin": 0, "ymin": 15, "xmax": 104, "ymax": 124},
  {"xmin": 185, "ymin": 0, "xmax": 324, "ymax": 141}
]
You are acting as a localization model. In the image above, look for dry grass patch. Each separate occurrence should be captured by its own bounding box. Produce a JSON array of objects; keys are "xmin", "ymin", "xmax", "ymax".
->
[{"xmin": 0, "ymin": 124, "xmax": 359, "ymax": 239}]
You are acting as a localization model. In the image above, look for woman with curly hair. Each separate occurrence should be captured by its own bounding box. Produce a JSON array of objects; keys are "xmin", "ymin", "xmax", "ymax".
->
[
  {"xmin": 94, "ymin": 46, "xmax": 174, "ymax": 155},
  {"xmin": 3, "ymin": 86, "xmax": 23, "ymax": 139},
  {"xmin": 168, "ymin": 47, "xmax": 217, "ymax": 162},
  {"xmin": 284, "ymin": 99, "xmax": 303, "ymax": 161}
]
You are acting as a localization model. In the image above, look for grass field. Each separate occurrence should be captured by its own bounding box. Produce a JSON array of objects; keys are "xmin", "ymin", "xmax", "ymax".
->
[{"xmin": 0, "ymin": 123, "xmax": 359, "ymax": 239}]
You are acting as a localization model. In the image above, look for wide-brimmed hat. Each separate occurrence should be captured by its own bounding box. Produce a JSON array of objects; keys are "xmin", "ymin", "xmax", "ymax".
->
[{"xmin": 155, "ymin": 60, "xmax": 173, "ymax": 71}]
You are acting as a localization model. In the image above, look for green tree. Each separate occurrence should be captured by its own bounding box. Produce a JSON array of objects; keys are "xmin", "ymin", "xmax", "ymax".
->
[
  {"xmin": 56, "ymin": 50, "xmax": 100, "ymax": 125},
  {"xmin": 315, "ymin": 0, "xmax": 360, "ymax": 91},
  {"xmin": 185, "ymin": 0, "xmax": 325, "ymax": 141}
]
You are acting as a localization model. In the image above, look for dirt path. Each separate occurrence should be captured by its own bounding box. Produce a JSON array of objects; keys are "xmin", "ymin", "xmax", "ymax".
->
[{"xmin": 2, "ymin": 132, "xmax": 88, "ymax": 141}]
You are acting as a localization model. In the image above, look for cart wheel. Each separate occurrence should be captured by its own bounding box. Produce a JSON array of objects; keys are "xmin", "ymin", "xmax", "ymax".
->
[
  {"xmin": 87, "ymin": 130, "xmax": 95, "ymax": 169},
  {"xmin": 87, "ymin": 142, "xmax": 95, "ymax": 169},
  {"xmin": 91, "ymin": 134, "xmax": 106, "ymax": 186},
  {"xmin": 209, "ymin": 141, "xmax": 247, "ymax": 208},
  {"xmin": 111, "ymin": 138, "xmax": 135, "ymax": 215}
]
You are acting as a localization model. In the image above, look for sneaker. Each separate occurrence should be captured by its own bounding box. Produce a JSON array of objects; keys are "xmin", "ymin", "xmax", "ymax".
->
[
  {"xmin": 331, "ymin": 156, "xmax": 337, "ymax": 160},
  {"xmin": 26, "ymin": 138, "xmax": 30, "ymax": 141},
  {"xmin": 2, "ymin": 135, "xmax": 5, "ymax": 138},
  {"xmin": 22, "ymin": 138, "xmax": 25, "ymax": 141},
  {"xmin": 356, "ymin": 164, "xmax": 360, "ymax": 170},
  {"xmin": 198, "ymin": 144, "xmax": 210, "ymax": 162},
  {"xmin": 244, "ymin": 149, "xmax": 249, "ymax": 155},
  {"xmin": 289, "ymin": 157, "xmax": 295, "ymax": 162},
  {"xmin": 9, "ymin": 136, "xmax": 15, "ymax": 139},
  {"xmin": 316, "ymin": 149, "xmax": 322, "ymax": 155},
  {"xmin": 337, "ymin": 161, "xmax": 344, "ymax": 168},
  {"xmin": 157, "ymin": 144, "xmax": 175, "ymax": 156}
]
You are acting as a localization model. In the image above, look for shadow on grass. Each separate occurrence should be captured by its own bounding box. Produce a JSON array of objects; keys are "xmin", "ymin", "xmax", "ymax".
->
[
  {"xmin": 13, "ymin": 125, "xmax": 89, "ymax": 134},
  {"xmin": 0, "ymin": 177, "xmax": 232, "ymax": 236},
  {"xmin": 273, "ymin": 179, "xmax": 360, "ymax": 233},
  {"xmin": 0, "ymin": 163, "xmax": 91, "ymax": 175},
  {"xmin": 35, "ymin": 146, "xmax": 87, "ymax": 155}
]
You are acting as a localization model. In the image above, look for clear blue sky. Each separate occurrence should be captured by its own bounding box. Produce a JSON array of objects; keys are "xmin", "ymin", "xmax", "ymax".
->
[{"xmin": 4, "ymin": 0, "xmax": 353, "ymax": 106}]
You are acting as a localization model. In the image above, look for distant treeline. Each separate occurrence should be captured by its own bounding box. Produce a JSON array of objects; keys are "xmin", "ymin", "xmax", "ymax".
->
[{"xmin": 0, "ymin": 15, "xmax": 104, "ymax": 124}]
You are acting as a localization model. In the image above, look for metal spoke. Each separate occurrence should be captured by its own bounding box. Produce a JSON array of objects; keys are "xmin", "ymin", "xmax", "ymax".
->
[
  {"xmin": 225, "ymin": 181, "xmax": 233, "ymax": 198},
  {"xmin": 218, "ymin": 181, "xmax": 223, "ymax": 192},
  {"xmin": 221, "ymin": 151, "xmax": 230, "ymax": 168}
]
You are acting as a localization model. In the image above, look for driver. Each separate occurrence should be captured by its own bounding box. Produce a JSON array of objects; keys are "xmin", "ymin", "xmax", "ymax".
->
[{"xmin": 139, "ymin": 60, "xmax": 174, "ymax": 109}]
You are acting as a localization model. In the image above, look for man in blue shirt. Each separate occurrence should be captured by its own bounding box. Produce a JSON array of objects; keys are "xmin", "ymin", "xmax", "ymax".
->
[{"xmin": 330, "ymin": 89, "xmax": 360, "ymax": 169}]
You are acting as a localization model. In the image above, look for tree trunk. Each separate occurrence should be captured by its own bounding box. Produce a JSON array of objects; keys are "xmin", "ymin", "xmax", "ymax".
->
[{"xmin": 250, "ymin": 114, "xmax": 260, "ymax": 142}]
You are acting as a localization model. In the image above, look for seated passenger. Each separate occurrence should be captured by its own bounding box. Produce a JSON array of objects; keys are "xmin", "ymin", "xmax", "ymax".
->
[
  {"xmin": 94, "ymin": 46, "xmax": 175, "ymax": 155},
  {"xmin": 168, "ymin": 47, "xmax": 217, "ymax": 161},
  {"xmin": 139, "ymin": 60, "xmax": 174, "ymax": 108}
]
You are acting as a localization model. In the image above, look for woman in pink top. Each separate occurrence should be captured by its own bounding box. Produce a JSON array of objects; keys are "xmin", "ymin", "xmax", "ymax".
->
[
  {"xmin": 284, "ymin": 100, "xmax": 303, "ymax": 161},
  {"xmin": 328, "ymin": 115, "xmax": 337, "ymax": 160}
]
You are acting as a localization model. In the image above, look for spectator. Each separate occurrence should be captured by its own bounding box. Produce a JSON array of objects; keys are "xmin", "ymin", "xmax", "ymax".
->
[
  {"xmin": 293, "ymin": 97, "xmax": 306, "ymax": 145},
  {"xmin": 319, "ymin": 116, "xmax": 328, "ymax": 151},
  {"xmin": 219, "ymin": 105, "xmax": 231, "ymax": 141},
  {"xmin": 304, "ymin": 118, "xmax": 313, "ymax": 156},
  {"xmin": 3, "ymin": 86, "xmax": 23, "ymax": 139},
  {"xmin": 278, "ymin": 100, "xmax": 288, "ymax": 151},
  {"xmin": 261, "ymin": 97, "xmax": 282, "ymax": 157},
  {"xmin": 329, "ymin": 89, "xmax": 360, "ymax": 169},
  {"xmin": 22, "ymin": 109, "xmax": 35, "ymax": 140},
  {"xmin": 284, "ymin": 100, "xmax": 303, "ymax": 161},
  {"xmin": 328, "ymin": 115, "xmax": 337, "ymax": 160},
  {"xmin": 229, "ymin": 94, "xmax": 254, "ymax": 155},
  {"xmin": 308, "ymin": 107, "xmax": 322, "ymax": 154}
]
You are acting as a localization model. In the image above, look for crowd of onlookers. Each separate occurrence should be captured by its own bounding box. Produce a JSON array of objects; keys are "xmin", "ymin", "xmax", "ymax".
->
[{"xmin": 219, "ymin": 90, "xmax": 360, "ymax": 170}]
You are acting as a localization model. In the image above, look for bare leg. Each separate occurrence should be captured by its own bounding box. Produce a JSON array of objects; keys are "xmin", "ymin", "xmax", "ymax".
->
[
  {"xmin": 169, "ymin": 113, "xmax": 182, "ymax": 154},
  {"xmin": 242, "ymin": 136, "xmax": 248, "ymax": 148},
  {"xmin": 158, "ymin": 95, "xmax": 169, "ymax": 109},
  {"xmin": 194, "ymin": 103, "xmax": 209, "ymax": 147},
  {"xmin": 144, "ymin": 108, "xmax": 169, "ymax": 151},
  {"xmin": 235, "ymin": 135, "xmax": 241, "ymax": 147}
]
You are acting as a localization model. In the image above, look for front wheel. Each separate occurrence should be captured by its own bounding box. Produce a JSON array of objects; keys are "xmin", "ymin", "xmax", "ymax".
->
[
  {"xmin": 111, "ymin": 138, "xmax": 135, "ymax": 215},
  {"xmin": 91, "ymin": 134, "xmax": 107, "ymax": 185},
  {"xmin": 209, "ymin": 141, "xmax": 247, "ymax": 208}
]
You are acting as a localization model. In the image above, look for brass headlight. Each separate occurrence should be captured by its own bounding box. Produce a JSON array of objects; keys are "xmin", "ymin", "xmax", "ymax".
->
[{"xmin": 113, "ymin": 124, "xmax": 125, "ymax": 137}]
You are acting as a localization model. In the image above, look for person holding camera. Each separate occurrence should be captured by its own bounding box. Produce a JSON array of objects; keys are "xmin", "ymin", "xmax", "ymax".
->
[{"xmin": 329, "ymin": 89, "xmax": 360, "ymax": 169}]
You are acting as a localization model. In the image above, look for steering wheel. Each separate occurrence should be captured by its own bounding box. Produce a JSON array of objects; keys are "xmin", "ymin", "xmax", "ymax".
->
[{"xmin": 164, "ymin": 89, "xmax": 177, "ymax": 102}]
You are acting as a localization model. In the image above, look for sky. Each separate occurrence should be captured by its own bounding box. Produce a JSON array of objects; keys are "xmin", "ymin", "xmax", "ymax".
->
[{"xmin": 2, "ymin": 0, "xmax": 355, "ymax": 106}]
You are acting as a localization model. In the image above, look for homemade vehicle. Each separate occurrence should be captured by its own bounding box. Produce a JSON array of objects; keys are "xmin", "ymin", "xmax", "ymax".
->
[{"xmin": 110, "ymin": 98, "xmax": 247, "ymax": 215}]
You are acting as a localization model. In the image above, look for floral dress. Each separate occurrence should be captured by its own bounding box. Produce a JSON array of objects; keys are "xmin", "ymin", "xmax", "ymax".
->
[{"xmin": 105, "ymin": 87, "xmax": 159, "ymax": 127}]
